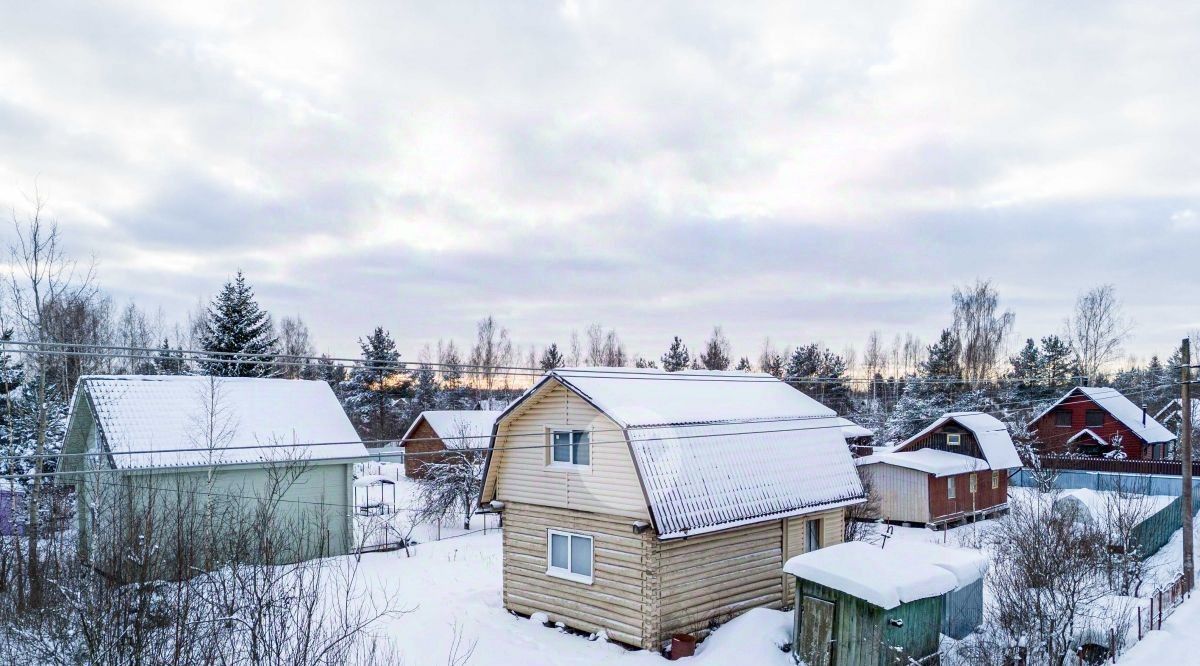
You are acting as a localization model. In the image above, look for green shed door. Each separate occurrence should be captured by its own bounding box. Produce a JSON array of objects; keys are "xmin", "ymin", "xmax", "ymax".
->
[{"xmin": 798, "ymin": 596, "xmax": 835, "ymax": 666}]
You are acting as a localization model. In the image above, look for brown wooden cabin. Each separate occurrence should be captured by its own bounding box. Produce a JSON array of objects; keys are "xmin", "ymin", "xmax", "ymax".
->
[
  {"xmin": 857, "ymin": 412, "xmax": 1022, "ymax": 528},
  {"xmin": 1030, "ymin": 387, "xmax": 1175, "ymax": 460},
  {"xmin": 398, "ymin": 410, "xmax": 501, "ymax": 479}
]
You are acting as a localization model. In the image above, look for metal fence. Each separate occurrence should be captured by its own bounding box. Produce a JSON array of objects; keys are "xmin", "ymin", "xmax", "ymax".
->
[{"xmin": 1038, "ymin": 456, "xmax": 1200, "ymax": 477}]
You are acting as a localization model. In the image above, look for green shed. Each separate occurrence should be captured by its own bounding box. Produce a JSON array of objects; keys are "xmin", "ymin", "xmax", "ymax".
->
[
  {"xmin": 784, "ymin": 541, "xmax": 964, "ymax": 666},
  {"xmin": 59, "ymin": 375, "xmax": 369, "ymax": 579}
]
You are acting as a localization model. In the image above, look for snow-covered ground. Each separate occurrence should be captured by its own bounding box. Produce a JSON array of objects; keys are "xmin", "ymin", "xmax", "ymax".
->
[{"xmin": 345, "ymin": 468, "xmax": 1198, "ymax": 665}]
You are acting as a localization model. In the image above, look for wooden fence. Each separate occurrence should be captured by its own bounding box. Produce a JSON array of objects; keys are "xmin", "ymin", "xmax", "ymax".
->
[{"xmin": 1037, "ymin": 456, "xmax": 1200, "ymax": 477}]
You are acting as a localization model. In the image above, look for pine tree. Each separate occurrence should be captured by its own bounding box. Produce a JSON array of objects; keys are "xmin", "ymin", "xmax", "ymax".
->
[
  {"xmin": 786, "ymin": 344, "xmax": 823, "ymax": 379},
  {"xmin": 1009, "ymin": 339, "xmax": 1041, "ymax": 384},
  {"xmin": 735, "ymin": 357, "xmax": 752, "ymax": 372},
  {"xmin": 661, "ymin": 336, "xmax": 691, "ymax": 372},
  {"xmin": 700, "ymin": 326, "xmax": 732, "ymax": 371},
  {"xmin": 1040, "ymin": 335, "xmax": 1076, "ymax": 390},
  {"xmin": 339, "ymin": 327, "xmax": 407, "ymax": 445},
  {"xmin": 760, "ymin": 352, "xmax": 784, "ymax": 378},
  {"xmin": 154, "ymin": 338, "xmax": 187, "ymax": 374},
  {"xmin": 539, "ymin": 343, "xmax": 565, "ymax": 371},
  {"xmin": 199, "ymin": 271, "xmax": 279, "ymax": 377},
  {"xmin": 408, "ymin": 363, "xmax": 440, "ymax": 421},
  {"xmin": 923, "ymin": 330, "xmax": 962, "ymax": 379},
  {"xmin": 634, "ymin": 357, "xmax": 658, "ymax": 368}
]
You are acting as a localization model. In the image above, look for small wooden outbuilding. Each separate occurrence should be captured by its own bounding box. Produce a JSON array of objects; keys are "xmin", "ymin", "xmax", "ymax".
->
[
  {"xmin": 784, "ymin": 541, "xmax": 956, "ymax": 665},
  {"xmin": 397, "ymin": 410, "xmax": 500, "ymax": 479},
  {"xmin": 857, "ymin": 412, "xmax": 1021, "ymax": 528}
]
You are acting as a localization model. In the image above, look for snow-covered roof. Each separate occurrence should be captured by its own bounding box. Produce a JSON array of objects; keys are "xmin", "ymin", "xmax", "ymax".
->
[
  {"xmin": 783, "ymin": 541, "xmax": 962, "ymax": 610},
  {"xmin": 836, "ymin": 417, "xmax": 874, "ymax": 439},
  {"xmin": 898, "ymin": 412, "xmax": 1022, "ymax": 470},
  {"xmin": 874, "ymin": 540, "xmax": 988, "ymax": 589},
  {"xmin": 1053, "ymin": 488, "xmax": 1176, "ymax": 528},
  {"xmin": 402, "ymin": 410, "xmax": 501, "ymax": 449},
  {"xmin": 70, "ymin": 375, "xmax": 368, "ymax": 469},
  {"xmin": 1034, "ymin": 387, "xmax": 1175, "ymax": 444},
  {"xmin": 1152, "ymin": 398, "xmax": 1199, "ymax": 427},
  {"xmin": 547, "ymin": 367, "xmax": 836, "ymax": 426},
  {"xmin": 1066, "ymin": 428, "xmax": 1109, "ymax": 447},
  {"xmin": 489, "ymin": 368, "xmax": 864, "ymax": 539},
  {"xmin": 856, "ymin": 448, "xmax": 990, "ymax": 477}
]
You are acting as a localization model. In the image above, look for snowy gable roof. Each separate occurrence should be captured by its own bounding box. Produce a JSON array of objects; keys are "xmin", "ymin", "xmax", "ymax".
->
[
  {"xmin": 404, "ymin": 410, "xmax": 501, "ymax": 449},
  {"xmin": 898, "ymin": 411, "xmax": 1022, "ymax": 470},
  {"xmin": 857, "ymin": 448, "xmax": 989, "ymax": 477},
  {"xmin": 1034, "ymin": 387, "xmax": 1174, "ymax": 444},
  {"xmin": 548, "ymin": 367, "xmax": 836, "ymax": 426},
  {"xmin": 518, "ymin": 368, "xmax": 863, "ymax": 539},
  {"xmin": 1066, "ymin": 428, "xmax": 1108, "ymax": 447},
  {"xmin": 784, "ymin": 541, "xmax": 961, "ymax": 610},
  {"xmin": 74, "ymin": 375, "xmax": 368, "ymax": 469}
]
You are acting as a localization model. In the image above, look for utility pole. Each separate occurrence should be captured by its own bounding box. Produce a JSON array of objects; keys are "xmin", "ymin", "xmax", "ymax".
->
[{"xmin": 1182, "ymin": 338, "xmax": 1193, "ymax": 591}]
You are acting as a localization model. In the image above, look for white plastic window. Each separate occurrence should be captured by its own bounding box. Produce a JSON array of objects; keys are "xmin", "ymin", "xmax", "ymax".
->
[{"xmin": 547, "ymin": 530, "xmax": 593, "ymax": 583}]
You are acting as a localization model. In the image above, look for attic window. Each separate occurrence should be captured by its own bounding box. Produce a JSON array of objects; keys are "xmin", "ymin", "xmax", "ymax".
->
[
  {"xmin": 1054, "ymin": 411, "xmax": 1071, "ymax": 427},
  {"xmin": 946, "ymin": 433, "xmax": 961, "ymax": 447},
  {"xmin": 551, "ymin": 430, "xmax": 590, "ymax": 466},
  {"xmin": 1086, "ymin": 410, "xmax": 1104, "ymax": 428}
]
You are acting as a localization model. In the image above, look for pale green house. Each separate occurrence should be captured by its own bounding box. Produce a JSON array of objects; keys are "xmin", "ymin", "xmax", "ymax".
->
[{"xmin": 59, "ymin": 375, "xmax": 368, "ymax": 578}]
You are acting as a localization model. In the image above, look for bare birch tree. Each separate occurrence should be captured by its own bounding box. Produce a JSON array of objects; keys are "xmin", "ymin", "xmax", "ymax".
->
[
  {"xmin": 952, "ymin": 279, "xmax": 1015, "ymax": 383},
  {"xmin": 1066, "ymin": 284, "xmax": 1132, "ymax": 381}
]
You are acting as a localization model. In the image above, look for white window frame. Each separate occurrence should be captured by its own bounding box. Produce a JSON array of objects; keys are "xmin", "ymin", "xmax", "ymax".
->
[
  {"xmin": 947, "ymin": 476, "xmax": 956, "ymax": 500},
  {"xmin": 546, "ymin": 530, "xmax": 594, "ymax": 584},
  {"xmin": 991, "ymin": 470, "xmax": 1000, "ymax": 490},
  {"xmin": 969, "ymin": 473, "xmax": 978, "ymax": 494},
  {"xmin": 946, "ymin": 433, "xmax": 962, "ymax": 447},
  {"xmin": 548, "ymin": 428, "xmax": 591, "ymax": 468}
]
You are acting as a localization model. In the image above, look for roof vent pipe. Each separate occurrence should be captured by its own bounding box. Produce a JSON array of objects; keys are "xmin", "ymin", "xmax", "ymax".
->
[{"xmin": 1142, "ymin": 405, "xmax": 1148, "ymax": 426}]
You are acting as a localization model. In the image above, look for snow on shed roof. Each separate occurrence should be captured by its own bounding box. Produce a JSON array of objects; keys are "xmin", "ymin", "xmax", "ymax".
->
[
  {"xmin": 1035, "ymin": 387, "xmax": 1175, "ymax": 444},
  {"xmin": 403, "ymin": 410, "xmax": 501, "ymax": 449},
  {"xmin": 784, "ymin": 541, "xmax": 960, "ymax": 610},
  {"xmin": 898, "ymin": 412, "xmax": 1022, "ymax": 470},
  {"xmin": 856, "ymin": 448, "xmax": 989, "ymax": 477},
  {"xmin": 548, "ymin": 367, "xmax": 836, "ymax": 426},
  {"xmin": 490, "ymin": 368, "xmax": 864, "ymax": 539},
  {"xmin": 73, "ymin": 375, "xmax": 368, "ymax": 469},
  {"xmin": 836, "ymin": 417, "xmax": 874, "ymax": 439}
]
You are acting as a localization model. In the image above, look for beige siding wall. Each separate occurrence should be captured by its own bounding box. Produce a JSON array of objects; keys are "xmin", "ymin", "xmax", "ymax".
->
[
  {"xmin": 502, "ymin": 501, "xmax": 654, "ymax": 648},
  {"xmin": 780, "ymin": 508, "xmax": 847, "ymax": 603},
  {"xmin": 861, "ymin": 463, "xmax": 930, "ymax": 523},
  {"xmin": 492, "ymin": 383, "xmax": 649, "ymax": 520}
]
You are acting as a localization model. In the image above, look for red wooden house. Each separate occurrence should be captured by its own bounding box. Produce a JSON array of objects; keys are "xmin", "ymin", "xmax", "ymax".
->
[
  {"xmin": 1030, "ymin": 387, "xmax": 1175, "ymax": 459},
  {"xmin": 857, "ymin": 412, "xmax": 1022, "ymax": 528},
  {"xmin": 395, "ymin": 410, "xmax": 500, "ymax": 479}
]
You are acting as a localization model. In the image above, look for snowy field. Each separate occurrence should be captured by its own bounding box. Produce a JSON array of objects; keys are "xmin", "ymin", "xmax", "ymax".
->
[{"xmin": 340, "ymin": 469, "xmax": 1200, "ymax": 665}]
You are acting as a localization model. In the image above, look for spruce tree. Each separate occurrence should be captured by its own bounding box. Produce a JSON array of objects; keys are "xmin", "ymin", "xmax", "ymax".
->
[
  {"xmin": 409, "ymin": 362, "xmax": 440, "ymax": 419},
  {"xmin": 735, "ymin": 357, "xmax": 752, "ymax": 372},
  {"xmin": 539, "ymin": 343, "xmax": 565, "ymax": 370},
  {"xmin": 154, "ymin": 338, "xmax": 187, "ymax": 374},
  {"xmin": 199, "ymin": 271, "xmax": 279, "ymax": 377},
  {"xmin": 661, "ymin": 337, "xmax": 691, "ymax": 372},
  {"xmin": 339, "ymin": 327, "xmax": 407, "ymax": 445}
]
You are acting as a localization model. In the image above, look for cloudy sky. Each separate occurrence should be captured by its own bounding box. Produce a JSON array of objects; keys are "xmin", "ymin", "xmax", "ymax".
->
[{"xmin": 1, "ymin": 1, "xmax": 1197, "ymax": 364}]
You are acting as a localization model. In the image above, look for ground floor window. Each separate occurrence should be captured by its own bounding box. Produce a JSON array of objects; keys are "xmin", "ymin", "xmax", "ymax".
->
[
  {"xmin": 948, "ymin": 476, "xmax": 956, "ymax": 500},
  {"xmin": 991, "ymin": 470, "xmax": 1000, "ymax": 489},
  {"xmin": 547, "ymin": 530, "xmax": 593, "ymax": 583}
]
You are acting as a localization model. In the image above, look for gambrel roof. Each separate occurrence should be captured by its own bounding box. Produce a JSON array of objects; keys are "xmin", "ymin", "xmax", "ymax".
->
[
  {"xmin": 1033, "ymin": 386, "xmax": 1175, "ymax": 444},
  {"xmin": 482, "ymin": 367, "xmax": 865, "ymax": 539},
  {"xmin": 63, "ymin": 375, "xmax": 368, "ymax": 471},
  {"xmin": 896, "ymin": 411, "xmax": 1022, "ymax": 470}
]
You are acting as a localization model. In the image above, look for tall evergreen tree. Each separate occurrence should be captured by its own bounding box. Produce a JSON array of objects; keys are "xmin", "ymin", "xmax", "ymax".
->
[
  {"xmin": 409, "ymin": 363, "xmax": 440, "ymax": 420},
  {"xmin": 735, "ymin": 357, "xmax": 753, "ymax": 372},
  {"xmin": 1040, "ymin": 335, "xmax": 1076, "ymax": 391},
  {"xmin": 539, "ymin": 343, "xmax": 565, "ymax": 371},
  {"xmin": 154, "ymin": 338, "xmax": 187, "ymax": 374},
  {"xmin": 199, "ymin": 271, "xmax": 279, "ymax": 377},
  {"xmin": 339, "ymin": 327, "xmax": 407, "ymax": 445},
  {"xmin": 661, "ymin": 336, "xmax": 691, "ymax": 372},
  {"xmin": 700, "ymin": 326, "xmax": 732, "ymax": 371},
  {"xmin": 923, "ymin": 329, "xmax": 962, "ymax": 379},
  {"xmin": 1009, "ymin": 339, "xmax": 1041, "ymax": 383}
]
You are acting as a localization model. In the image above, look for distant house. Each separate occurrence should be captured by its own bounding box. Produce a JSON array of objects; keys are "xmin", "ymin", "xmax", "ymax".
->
[
  {"xmin": 59, "ymin": 376, "xmax": 369, "ymax": 577},
  {"xmin": 1154, "ymin": 398, "xmax": 1200, "ymax": 439},
  {"xmin": 479, "ymin": 367, "xmax": 865, "ymax": 651},
  {"xmin": 1030, "ymin": 386, "xmax": 1175, "ymax": 459},
  {"xmin": 836, "ymin": 417, "xmax": 874, "ymax": 448},
  {"xmin": 857, "ymin": 412, "xmax": 1021, "ymax": 528},
  {"xmin": 398, "ymin": 410, "xmax": 501, "ymax": 479},
  {"xmin": 784, "ymin": 540, "xmax": 986, "ymax": 666}
]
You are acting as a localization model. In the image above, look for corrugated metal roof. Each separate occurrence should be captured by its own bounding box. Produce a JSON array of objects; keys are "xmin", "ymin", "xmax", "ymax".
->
[
  {"xmin": 1032, "ymin": 386, "xmax": 1175, "ymax": 444},
  {"xmin": 76, "ymin": 375, "xmax": 368, "ymax": 469}
]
